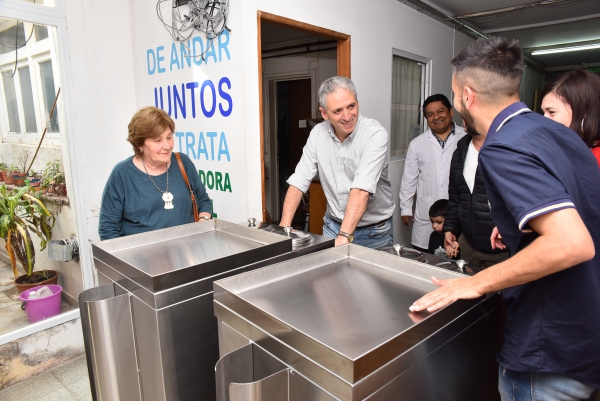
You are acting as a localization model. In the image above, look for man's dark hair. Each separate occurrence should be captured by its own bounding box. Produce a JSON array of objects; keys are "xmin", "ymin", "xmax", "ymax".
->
[
  {"xmin": 429, "ymin": 199, "xmax": 448, "ymax": 218},
  {"xmin": 541, "ymin": 69, "xmax": 600, "ymax": 148},
  {"xmin": 451, "ymin": 36, "xmax": 524, "ymax": 104},
  {"xmin": 423, "ymin": 94, "xmax": 452, "ymax": 115}
]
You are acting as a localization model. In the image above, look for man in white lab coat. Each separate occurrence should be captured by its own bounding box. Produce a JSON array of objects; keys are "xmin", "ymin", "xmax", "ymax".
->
[{"xmin": 399, "ymin": 94, "xmax": 466, "ymax": 252}]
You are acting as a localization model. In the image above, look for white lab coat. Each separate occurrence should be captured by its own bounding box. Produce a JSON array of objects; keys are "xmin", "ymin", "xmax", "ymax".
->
[{"xmin": 399, "ymin": 125, "xmax": 467, "ymax": 249}]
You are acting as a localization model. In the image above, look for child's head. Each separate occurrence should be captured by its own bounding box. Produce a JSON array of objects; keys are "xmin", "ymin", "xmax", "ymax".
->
[{"xmin": 429, "ymin": 199, "xmax": 448, "ymax": 233}]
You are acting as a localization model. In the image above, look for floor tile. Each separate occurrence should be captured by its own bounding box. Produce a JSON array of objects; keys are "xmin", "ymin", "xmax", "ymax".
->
[
  {"xmin": 51, "ymin": 357, "xmax": 89, "ymax": 386},
  {"xmin": 67, "ymin": 378, "xmax": 93, "ymax": 401},
  {"xmin": 37, "ymin": 387, "xmax": 77, "ymax": 401},
  {"xmin": 0, "ymin": 292, "xmax": 30, "ymax": 335},
  {"xmin": 0, "ymin": 371, "xmax": 64, "ymax": 401}
]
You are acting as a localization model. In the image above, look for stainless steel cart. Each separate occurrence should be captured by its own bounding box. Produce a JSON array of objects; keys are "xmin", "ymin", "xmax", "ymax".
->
[
  {"xmin": 214, "ymin": 244, "xmax": 504, "ymax": 400},
  {"xmin": 79, "ymin": 219, "xmax": 333, "ymax": 401}
]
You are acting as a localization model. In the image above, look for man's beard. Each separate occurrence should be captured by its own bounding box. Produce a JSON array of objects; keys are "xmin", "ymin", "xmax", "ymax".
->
[{"xmin": 460, "ymin": 100, "xmax": 481, "ymax": 137}]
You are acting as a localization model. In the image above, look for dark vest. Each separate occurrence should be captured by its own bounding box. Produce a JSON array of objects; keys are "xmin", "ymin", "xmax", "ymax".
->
[{"xmin": 443, "ymin": 135, "xmax": 505, "ymax": 254}]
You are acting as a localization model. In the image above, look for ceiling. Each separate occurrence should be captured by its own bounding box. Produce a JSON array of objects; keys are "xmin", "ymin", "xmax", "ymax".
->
[
  {"xmin": 260, "ymin": 21, "xmax": 337, "ymax": 60},
  {"xmin": 416, "ymin": 0, "xmax": 600, "ymax": 70},
  {"xmin": 260, "ymin": 0, "xmax": 600, "ymax": 72}
]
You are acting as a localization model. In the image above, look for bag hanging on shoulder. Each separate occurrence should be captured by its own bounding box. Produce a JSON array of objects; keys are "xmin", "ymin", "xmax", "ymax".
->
[{"xmin": 175, "ymin": 152, "xmax": 200, "ymax": 222}]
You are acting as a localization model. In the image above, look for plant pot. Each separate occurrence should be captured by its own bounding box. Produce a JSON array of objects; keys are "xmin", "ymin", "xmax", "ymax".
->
[
  {"xmin": 14, "ymin": 270, "xmax": 59, "ymax": 294},
  {"xmin": 29, "ymin": 177, "xmax": 41, "ymax": 187},
  {"xmin": 53, "ymin": 183, "xmax": 67, "ymax": 197},
  {"xmin": 12, "ymin": 173, "xmax": 26, "ymax": 187},
  {"xmin": 0, "ymin": 170, "xmax": 6, "ymax": 181},
  {"xmin": 19, "ymin": 284, "xmax": 62, "ymax": 323},
  {"xmin": 4, "ymin": 172, "xmax": 15, "ymax": 185}
]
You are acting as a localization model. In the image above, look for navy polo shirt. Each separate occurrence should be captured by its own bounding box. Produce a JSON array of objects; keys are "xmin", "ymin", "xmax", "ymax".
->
[{"xmin": 479, "ymin": 102, "xmax": 600, "ymax": 387}]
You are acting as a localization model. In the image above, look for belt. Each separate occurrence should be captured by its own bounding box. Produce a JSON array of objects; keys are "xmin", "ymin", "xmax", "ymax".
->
[
  {"xmin": 328, "ymin": 214, "xmax": 389, "ymax": 229},
  {"xmin": 358, "ymin": 218, "xmax": 389, "ymax": 229}
]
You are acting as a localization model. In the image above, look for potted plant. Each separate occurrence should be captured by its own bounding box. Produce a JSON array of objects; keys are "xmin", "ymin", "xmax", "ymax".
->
[
  {"xmin": 41, "ymin": 160, "xmax": 66, "ymax": 197},
  {"xmin": 27, "ymin": 170, "xmax": 42, "ymax": 190},
  {"xmin": 11, "ymin": 171, "xmax": 26, "ymax": 187},
  {"xmin": 0, "ymin": 185, "xmax": 57, "ymax": 293},
  {"xmin": 4, "ymin": 163, "xmax": 18, "ymax": 185},
  {"xmin": 11, "ymin": 151, "xmax": 31, "ymax": 187},
  {"xmin": 0, "ymin": 162, "xmax": 7, "ymax": 182}
]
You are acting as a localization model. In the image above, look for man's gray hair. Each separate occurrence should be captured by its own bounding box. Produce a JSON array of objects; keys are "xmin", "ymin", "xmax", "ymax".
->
[
  {"xmin": 451, "ymin": 36, "xmax": 524, "ymax": 104},
  {"xmin": 318, "ymin": 76, "xmax": 357, "ymax": 110}
]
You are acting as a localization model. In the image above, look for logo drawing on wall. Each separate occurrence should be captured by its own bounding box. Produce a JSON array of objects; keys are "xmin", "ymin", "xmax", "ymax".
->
[{"xmin": 157, "ymin": 0, "xmax": 231, "ymax": 61}]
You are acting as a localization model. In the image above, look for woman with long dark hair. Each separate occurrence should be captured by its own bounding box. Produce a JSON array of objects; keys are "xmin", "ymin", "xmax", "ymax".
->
[{"xmin": 541, "ymin": 69, "xmax": 600, "ymax": 167}]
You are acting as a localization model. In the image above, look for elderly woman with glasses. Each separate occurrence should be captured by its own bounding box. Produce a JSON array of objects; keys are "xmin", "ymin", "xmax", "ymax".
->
[{"xmin": 99, "ymin": 106, "xmax": 212, "ymax": 240}]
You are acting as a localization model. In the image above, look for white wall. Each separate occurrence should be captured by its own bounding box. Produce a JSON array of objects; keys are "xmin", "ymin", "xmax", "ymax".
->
[
  {"xmin": 60, "ymin": 0, "xmax": 138, "ymax": 288},
  {"xmin": 52, "ymin": 0, "xmax": 475, "ymax": 287},
  {"xmin": 262, "ymin": 50, "xmax": 337, "ymax": 92}
]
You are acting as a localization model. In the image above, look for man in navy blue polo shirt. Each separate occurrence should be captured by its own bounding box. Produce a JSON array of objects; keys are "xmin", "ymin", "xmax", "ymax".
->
[{"xmin": 410, "ymin": 36, "xmax": 600, "ymax": 400}]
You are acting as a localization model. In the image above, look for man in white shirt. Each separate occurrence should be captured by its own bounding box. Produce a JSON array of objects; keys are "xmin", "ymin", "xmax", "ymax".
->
[
  {"xmin": 399, "ymin": 94, "xmax": 466, "ymax": 252},
  {"xmin": 280, "ymin": 76, "xmax": 395, "ymax": 248}
]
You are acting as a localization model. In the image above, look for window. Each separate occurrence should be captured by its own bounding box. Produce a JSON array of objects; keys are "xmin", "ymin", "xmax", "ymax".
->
[
  {"xmin": 18, "ymin": 0, "xmax": 55, "ymax": 8},
  {"xmin": 390, "ymin": 50, "xmax": 430, "ymax": 157},
  {"xmin": 39, "ymin": 60, "xmax": 58, "ymax": 132},
  {"xmin": 0, "ymin": 22, "xmax": 26, "ymax": 55},
  {"xmin": 20, "ymin": 66, "xmax": 38, "ymax": 133},
  {"xmin": 2, "ymin": 71, "xmax": 19, "ymax": 131},
  {"xmin": 0, "ymin": 17, "xmax": 61, "ymax": 144},
  {"xmin": 34, "ymin": 25, "xmax": 49, "ymax": 41}
]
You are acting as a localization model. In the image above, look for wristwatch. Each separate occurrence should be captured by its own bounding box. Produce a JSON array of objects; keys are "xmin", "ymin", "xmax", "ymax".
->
[
  {"xmin": 200, "ymin": 215, "xmax": 211, "ymax": 220},
  {"xmin": 338, "ymin": 231, "xmax": 354, "ymax": 243}
]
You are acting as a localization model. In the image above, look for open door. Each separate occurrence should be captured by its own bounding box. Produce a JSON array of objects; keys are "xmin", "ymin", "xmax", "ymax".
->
[{"xmin": 257, "ymin": 12, "xmax": 351, "ymax": 230}]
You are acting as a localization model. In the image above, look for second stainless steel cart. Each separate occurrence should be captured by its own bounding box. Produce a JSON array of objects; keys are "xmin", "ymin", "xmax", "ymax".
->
[{"xmin": 214, "ymin": 245, "xmax": 504, "ymax": 400}]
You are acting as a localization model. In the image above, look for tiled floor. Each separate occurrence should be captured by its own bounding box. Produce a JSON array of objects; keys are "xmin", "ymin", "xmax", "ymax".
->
[
  {"xmin": 0, "ymin": 356, "xmax": 92, "ymax": 401},
  {"xmin": 0, "ymin": 260, "xmax": 75, "ymax": 336}
]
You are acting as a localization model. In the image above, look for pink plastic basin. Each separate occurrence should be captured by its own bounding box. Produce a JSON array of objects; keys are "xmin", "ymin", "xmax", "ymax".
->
[{"xmin": 19, "ymin": 284, "xmax": 62, "ymax": 323}]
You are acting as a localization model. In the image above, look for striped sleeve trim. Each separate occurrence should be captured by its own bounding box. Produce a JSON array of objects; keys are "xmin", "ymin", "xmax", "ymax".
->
[{"xmin": 518, "ymin": 201, "xmax": 575, "ymax": 231}]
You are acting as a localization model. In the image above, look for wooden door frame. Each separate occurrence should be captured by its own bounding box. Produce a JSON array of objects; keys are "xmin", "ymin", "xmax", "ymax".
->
[{"xmin": 258, "ymin": 11, "xmax": 351, "ymax": 222}]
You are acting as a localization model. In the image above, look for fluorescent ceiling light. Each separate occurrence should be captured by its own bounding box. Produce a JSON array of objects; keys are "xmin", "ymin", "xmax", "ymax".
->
[{"xmin": 532, "ymin": 43, "xmax": 600, "ymax": 55}]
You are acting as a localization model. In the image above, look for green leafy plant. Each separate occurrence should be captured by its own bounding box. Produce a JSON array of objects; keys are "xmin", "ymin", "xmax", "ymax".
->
[
  {"xmin": 0, "ymin": 185, "xmax": 56, "ymax": 281},
  {"xmin": 41, "ymin": 159, "xmax": 66, "ymax": 195},
  {"xmin": 7, "ymin": 162, "xmax": 19, "ymax": 174},
  {"xmin": 41, "ymin": 160, "xmax": 60, "ymax": 187}
]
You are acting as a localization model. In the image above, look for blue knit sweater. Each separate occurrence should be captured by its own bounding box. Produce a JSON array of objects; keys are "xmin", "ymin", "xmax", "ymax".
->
[{"xmin": 99, "ymin": 153, "xmax": 211, "ymax": 240}]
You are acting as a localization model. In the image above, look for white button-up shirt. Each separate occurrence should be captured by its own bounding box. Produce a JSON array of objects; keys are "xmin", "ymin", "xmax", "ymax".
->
[
  {"xmin": 287, "ymin": 114, "xmax": 395, "ymax": 226},
  {"xmin": 399, "ymin": 124, "xmax": 467, "ymax": 248}
]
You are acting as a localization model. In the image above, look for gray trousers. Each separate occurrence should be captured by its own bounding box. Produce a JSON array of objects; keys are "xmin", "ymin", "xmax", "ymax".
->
[{"xmin": 458, "ymin": 235, "xmax": 510, "ymax": 269}]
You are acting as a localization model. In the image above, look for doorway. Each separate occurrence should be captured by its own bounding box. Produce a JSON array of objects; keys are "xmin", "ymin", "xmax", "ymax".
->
[
  {"xmin": 257, "ymin": 11, "xmax": 351, "ymax": 231},
  {"xmin": 264, "ymin": 78, "xmax": 313, "ymax": 224}
]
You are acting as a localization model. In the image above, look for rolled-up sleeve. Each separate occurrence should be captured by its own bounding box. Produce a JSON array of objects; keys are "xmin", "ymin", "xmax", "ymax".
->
[
  {"xmin": 351, "ymin": 126, "xmax": 388, "ymax": 194},
  {"xmin": 480, "ymin": 144, "xmax": 574, "ymax": 232},
  {"xmin": 287, "ymin": 129, "xmax": 318, "ymax": 193}
]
